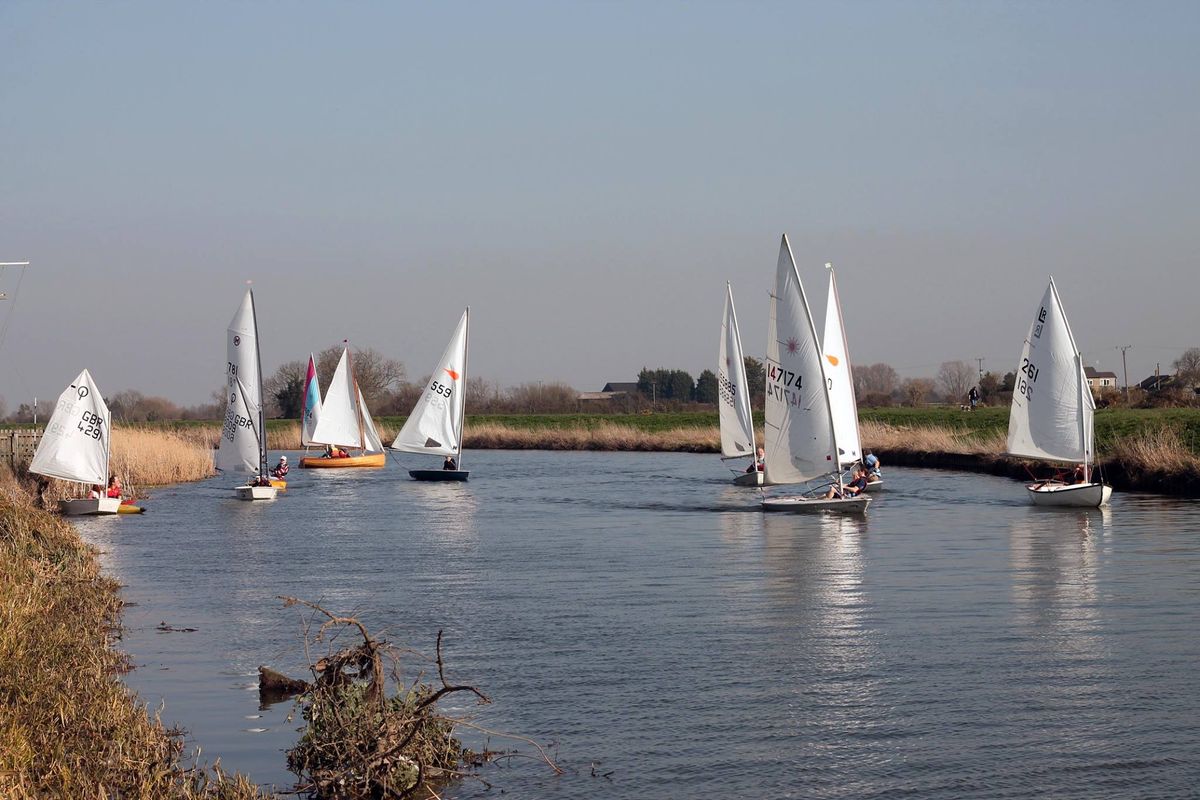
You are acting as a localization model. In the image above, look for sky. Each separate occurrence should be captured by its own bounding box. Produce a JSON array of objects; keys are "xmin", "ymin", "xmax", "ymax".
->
[{"xmin": 2, "ymin": 1, "xmax": 1198, "ymax": 407}]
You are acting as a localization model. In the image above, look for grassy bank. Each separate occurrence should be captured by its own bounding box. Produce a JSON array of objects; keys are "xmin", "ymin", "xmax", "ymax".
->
[{"xmin": 0, "ymin": 472, "xmax": 266, "ymax": 798}]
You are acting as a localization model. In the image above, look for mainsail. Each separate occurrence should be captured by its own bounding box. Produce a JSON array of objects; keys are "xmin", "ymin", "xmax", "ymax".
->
[
  {"xmin": 29, "ymin": 369, "xmax": 110, "ymax": 487},
  {"xmin": 1006, "ymin": 277, "xmax": 1093, "ymax": 465},
  {"xmin": 718, "ymin": 284, "xmax": 756, "ymax": 459},
  {"xmin": 763, "ymin": 235, "xmax": 839, "ymax": 486},
  {"xmin": 822, "ymin": 266, "xmax": 862, "ymax": 468},
  {"xmin": 310, "ymin": 348, "xmax": 363, "ymax": 449},
  {"xmin": 301, "ymin": 353, "xmax": 322, "ymax": 447},
  {"xmin": 217, "ymin": 377, "xmax": 261, "ymax": 474},
  {"xmin": 390, "ymin": 309, "xmax": 468, "ymax": 457}
]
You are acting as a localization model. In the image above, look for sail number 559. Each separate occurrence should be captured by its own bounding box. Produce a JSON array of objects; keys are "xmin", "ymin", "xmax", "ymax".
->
[{"xmin": 429, "ymin": 380, "xmax": 453, "ymax": 399}]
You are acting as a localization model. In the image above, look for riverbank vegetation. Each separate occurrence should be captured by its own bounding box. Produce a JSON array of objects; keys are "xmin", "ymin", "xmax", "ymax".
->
[{"xmin": 0, "ymin": 472, "xmax": 266, "ymax": 798}]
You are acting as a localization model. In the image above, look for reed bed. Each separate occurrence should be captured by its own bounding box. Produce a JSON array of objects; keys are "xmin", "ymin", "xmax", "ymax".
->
[
  {"xmin": 111, "ymin": 426, "xmax": 216, "ymax": 488},
  {"xmin": 859, "ymin": 419, "xmax": 1008, "ymax": 457},
  {"xmin": 463, "ymin": 421, "xmax": 722, "ymax": 452},
  {"xmin": 1108, "ymin": 425, "xmax": 1198, "ymax": 477},
  {"xmin": 0, "ymin": 473, "xmax": 267, "ymax": 798}
]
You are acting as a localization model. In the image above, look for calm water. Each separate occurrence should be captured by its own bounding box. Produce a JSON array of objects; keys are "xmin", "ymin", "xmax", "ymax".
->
[{"xmin": 76, "ymin": 452, "xmax": 1200, "ymax": 798}]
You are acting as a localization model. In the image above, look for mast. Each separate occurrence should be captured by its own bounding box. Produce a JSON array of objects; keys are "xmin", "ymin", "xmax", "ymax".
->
[
  {"xmin": 347, "ymin": 341, "xmax": 366, "ymax": 453},
  {"xmin": 457, "ymin": 306, "xmax": 469, "ymax": 467},
  {"xmin": 724, "ymin": 282, "xmax": 754, "ymax": 460},
  {"xmin": 249, "ymin": 288, "xmax": 268, "ymax": 477},
  {"xmin": 1051, "ymin": 277, "xmax": 1090, "ymax": 476}
]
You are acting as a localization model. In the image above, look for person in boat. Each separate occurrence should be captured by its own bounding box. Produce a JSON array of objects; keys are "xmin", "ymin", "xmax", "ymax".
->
[
  {"xmin": 323, "ymin": 445, "xmax": 349, "ymax": 459},
  {"xmin": 864, "ymin": 451, "xmax": 882, "ymax": 482},
  {"xmin": 105, "ymin": 474, "xmax": 122, "ymax": 498},
  {"xmin": 443, "ymin": 455, "xmax": 458, "ymax": 470},
  {"xmin": 824, "ymin": 466, "xmax": 869, "ymax": 499},
  {"xmin": 1073, "ymin": 463, "xmax": 1090, "ymax": 484},
  {"xmin": 250, "ymin": 474, "xmax": 273, "ymax": 487},
  {"xmin": 271, "ymin": 455, "xmax": 289, "ymax": 479},
  {"xmin": 89, "ymin": 484, "xmax": 103, "ymax": 499},
  {"xmin": 745, "ymin": 447, "xmax": 766, "ymax": 473}
]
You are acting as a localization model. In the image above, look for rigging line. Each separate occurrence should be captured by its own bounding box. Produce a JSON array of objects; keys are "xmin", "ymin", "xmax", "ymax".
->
[{"xmin": 0, "ymin": 262, "xmax": 29, "ymax": 354}]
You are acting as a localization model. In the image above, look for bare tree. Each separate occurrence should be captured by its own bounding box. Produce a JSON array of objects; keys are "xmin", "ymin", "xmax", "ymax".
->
[
  {"xmin": 937, "ymin": 360, "xmax": 976, "ymax": 404},
  {"xmin": 264, "ymin": 359, "xmax": 307, "ymax": 418},
  {"xmin": 316, "ymin": 345, "xmax": 405, "ymax": 411},
  {"xmin": 1173, "ymin": 347, "xmax": 1200, "ymax": 389},
  {"xmin": 854, "ymin": 363, "xmax": 898, "ymax": 397},
  {"xmin": 901, "ymin": 377, "xmax": 936, "ymax": 407}
]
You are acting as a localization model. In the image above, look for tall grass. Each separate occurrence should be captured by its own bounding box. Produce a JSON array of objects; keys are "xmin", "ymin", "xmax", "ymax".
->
[
  {"xmin": 0, "ymin": 474, "xmax": 268, "ymax": 798},
  {"xmin": 859, "ymin": 420, "xmax": 1007, "ymax": 456},
  {"xmin": 464, "ymin": 422, "xmax": 721, "ymax": 452}
]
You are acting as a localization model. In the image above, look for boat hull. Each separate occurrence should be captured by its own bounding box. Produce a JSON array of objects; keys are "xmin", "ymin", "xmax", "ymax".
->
[
  {"xmin": 235, "ymin": 484, "xmax": 278, "ymax": 501},
  {"xmin": 762, "ymin": 495, "xmax": 871, "ymax": 513},
  {"xmin": 270, "ymin": 479, "xmax": 287, "ymax": 490},
  {"xmin": 410, "ymin": 469, "xmax": 469, "ymax": 482},
  {"xmin": 60, "ymin": 497, "xmax": 122, "ymax": 516},
  {"xmin": 864, "ymin": 479, "xmax": 883, "ymax": 492},
  {"xmin": 299, "ymin": 453, "xmax": 386, "ymax": 469},
  {"xmin": 117, "ymin": 503, "xmax": 145, "ymax": 514},
  {"xmin": 1026, "ymin": 481, "xmax": 1112, "ymax": 507},
  {"xmin": 733, "ymin": 471, "xmax": 764, "ymax": 487}
]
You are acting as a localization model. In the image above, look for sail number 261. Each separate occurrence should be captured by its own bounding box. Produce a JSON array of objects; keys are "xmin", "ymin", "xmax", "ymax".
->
[
  {"xmin": 1017, "ymin": 358, "xmax": 1040, "ymax": 401},
  {"xmin": 78, "ymin": 411, "xmax": 105, "ymax": 440}
]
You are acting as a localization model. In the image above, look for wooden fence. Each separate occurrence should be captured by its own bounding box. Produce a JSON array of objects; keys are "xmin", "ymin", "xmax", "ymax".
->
[{"xmin": 1, "ymin": 429, "xmax": 42, "ymax": 469}]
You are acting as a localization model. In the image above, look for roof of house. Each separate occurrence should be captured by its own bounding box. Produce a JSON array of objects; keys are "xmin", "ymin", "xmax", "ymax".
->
[
  {"xmin": 601, "ymin": 382, "xmax": 640, "ymax": 393},
  {"xmin": 1083, "ymin": 366, "xmax": 1119, "ymax": 380},
  {"xmin": 1138, "ymin": 373, "xmax": 1174, "ymax": 390}
]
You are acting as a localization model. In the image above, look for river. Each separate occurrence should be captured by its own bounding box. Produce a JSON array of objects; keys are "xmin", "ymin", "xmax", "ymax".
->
[{"xmin": 75, "ymin": 451, "xmax": 1200, "ymax": 798}]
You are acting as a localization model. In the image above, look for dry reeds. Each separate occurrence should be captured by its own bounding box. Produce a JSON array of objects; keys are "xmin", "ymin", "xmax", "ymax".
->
[
  {"xmin": 860, "ymin": 419, "xmax": 1007, "ymax": 457},
  {"xmin": 1108, "ymin": 425, "xmax": 1197, "ymax": 476},
  {"xmin": 110, "ymin": 426, "xmax": 216, "ymax": 489},
  {"xmin": 463, "ymin": 421, "xmax": 722, "ymax": 452},
  {"xmin": 0, "ymin": 477, "xmax": 268, "ymax": 798}
]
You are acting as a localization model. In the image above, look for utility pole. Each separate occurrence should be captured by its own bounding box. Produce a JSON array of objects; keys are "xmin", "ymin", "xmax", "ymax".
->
[
  {"xmin": 1117, "ymin": 345, "xmax": 1132, "ymax": 402},
  {"xmin": 975, "ymin": 357, "xmax": 985, "ymax": 382}
]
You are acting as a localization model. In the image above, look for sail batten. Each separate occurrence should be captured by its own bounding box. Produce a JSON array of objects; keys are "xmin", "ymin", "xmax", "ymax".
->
[
  {"xmin": 1006, "ymin": 278, "xmax": 1092, "ymax": 464},
  {"xmin": 29, "ymin": 369, "xmax": 111, "ymax": 487},
  {"xmin": 763, "ymin": 236, "xmax": 839, "ymax": 486},
  {"xmin": 390, "ymin": 309, "xmax": 469, "ymax": 458},
  {"xmin": 718, "ymin": 284, "xmax": 756, "ymax": 459}
]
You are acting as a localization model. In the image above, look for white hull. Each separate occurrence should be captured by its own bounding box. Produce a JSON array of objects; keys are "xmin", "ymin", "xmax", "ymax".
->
[
  {"xmin": 863, "ymin": 478, "xmax": 883, "ymax": 492},
  {"xmin": 733, "ymin": 471, "xmax": 764, "ymax": 487},
  {"xmin": 762, "ymin": 495, "xmax": 871, "ymax": 513},
  {"xmin": 235, "ymin": 484, "xmax": 278, "ymax": 501},
  {"xmin": 1026, "ymin": 481, "xmax": 1111, "ymax": 507},
  {"xmin": 60, "ymin": 496, "xmax": 122, "ymax": 516}
]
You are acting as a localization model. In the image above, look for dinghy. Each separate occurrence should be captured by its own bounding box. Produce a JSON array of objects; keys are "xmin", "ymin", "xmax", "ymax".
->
[
  {"xmin": 29, "ymin": 369, "xmax": 129, "ymax": 515},
  {"xmin": 719, "ymin": 284, "xmax": 762, "ymax": 486},
  {"xmin": 760, "ymin": 236, "xmax": 870, "ymax": 514},
  {"xmin": 389, "ymin": 308, "xmax": 470, "ymax": 481},
  {"xmin": 1006, "ymin": 278, "xmax": 1112, "ymax": 507},
  {"xmin": 821, "ymin": 264, "xmax": 880, "ymax": 491},
  {"xmin": 300, "ymin": 344, "xmax": 387, "ymax": 468},
  {"xmin": 218, "ymin": 288, "xmax": 278, "ymax": 500}
]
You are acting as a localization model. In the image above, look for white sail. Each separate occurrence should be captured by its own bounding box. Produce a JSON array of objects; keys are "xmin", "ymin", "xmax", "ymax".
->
[
  {"xmin": 822, "ymin": 266, "xmax": 862, "ymax": 467},
  {"xmin": 359, "ymin": 387, "xmax": 384, "ymax": 452},
  {"xmin": 390, "ymin": 309, "xmax": 468, "ymax": 457},
  {"xmin": 301, "ymin": 353, "xmax": 323, "ymax": 447},
  {"xmin": 309, "ymin": 347, "xmax": 364, "ymax": 449},
  {"xmin": 216, "ymin": 376, "xmax": 261, "ymax": 474},
  {"xmin": 29, "ymin": 369, "xmax": 111, "ymax": 486},
  {"xmin": 763, "ymin": 235, "xmax": 839, "ymax": 485},
  {"xmin": 718, "ymin": 284, "xmax": 756, "ymax": 459},
  {"xmin": 225, "ymin": 289, "xmax": 261, "ymax": 418},
  {"xmin": 1006, "ymin": 277, "xmax": 1093, "ymax": 464}
]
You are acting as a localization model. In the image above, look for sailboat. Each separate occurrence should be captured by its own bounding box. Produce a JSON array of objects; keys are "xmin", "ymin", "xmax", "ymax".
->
[
  {"xmin": 29, "ymin": 369, "xmax": 133, "ymax": 515},
  {"xmin": 1006, "ymin": 277, "xmax": 1112, "ymax": 507},
  {"xmin": 821, "ymin": 263, "xmax": 878, "ymax": 490},
  {"xmin": 760, "ymin": 235, "xmax": 870, "ymax": 514},
  {"xmin": 299, "ymin": 343, "xmax": 387, "ymax": 468},
  {"xmin": 389, "ymin": 308, "xmax": 470, "ymax": 481},
  {"xmin": 719, "ymin": 284, "xmax": 761, "ymax": 486},
  {"xmin": 217, "ymin": 288, "xmax": 278, "ymax": 500},
  {"xmin": 300, "ymin": 352, "xmax": 322, "ymax": 454}
]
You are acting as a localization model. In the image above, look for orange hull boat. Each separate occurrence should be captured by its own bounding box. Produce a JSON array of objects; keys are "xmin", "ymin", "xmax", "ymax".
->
[{"xmin": 299, "ymin": 453, "xmax": 386, "ymax": 469}]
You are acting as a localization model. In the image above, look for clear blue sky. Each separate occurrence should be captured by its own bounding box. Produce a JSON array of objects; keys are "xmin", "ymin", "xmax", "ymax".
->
[{"xmin": 2, "ymin": 1, "xmax": 1197, "ymax": 406}]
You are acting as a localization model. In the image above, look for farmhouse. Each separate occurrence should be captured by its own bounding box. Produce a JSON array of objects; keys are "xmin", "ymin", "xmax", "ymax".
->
[{"xmin": 1083, "ymin": 366, "xmax": 1118, "ymax": 389}]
